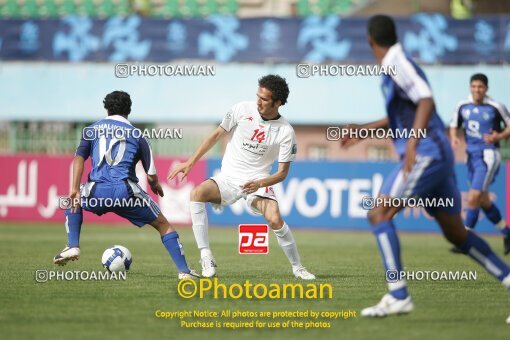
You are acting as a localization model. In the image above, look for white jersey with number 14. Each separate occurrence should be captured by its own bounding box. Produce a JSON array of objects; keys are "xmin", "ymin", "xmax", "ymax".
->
[{"xmin": 219, "ymin": 101, "xmax": 297, "ymax": 183}]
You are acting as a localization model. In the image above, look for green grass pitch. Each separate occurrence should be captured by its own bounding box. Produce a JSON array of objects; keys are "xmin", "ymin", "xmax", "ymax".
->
[{"xmin": 1, "ymin": 222, "xmax": 509, "ymax": 340}]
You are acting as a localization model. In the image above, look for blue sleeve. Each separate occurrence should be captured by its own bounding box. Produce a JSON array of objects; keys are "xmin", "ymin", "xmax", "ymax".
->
[
  {"xmin": 139, "ymin": 137, "xmax": 156, "ymax": 175},
  {"xmin": 75, "ymin": 137, "xmax": 91, "ymax": 160}
]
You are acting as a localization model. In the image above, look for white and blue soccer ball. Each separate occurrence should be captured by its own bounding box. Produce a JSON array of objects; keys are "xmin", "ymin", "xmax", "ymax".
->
[{"xmin": 102, "ymin": 245, "xmax": 132, "ymax": 273}]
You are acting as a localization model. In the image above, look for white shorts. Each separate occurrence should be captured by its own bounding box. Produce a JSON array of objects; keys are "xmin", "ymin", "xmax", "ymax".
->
[{"xmin": 209, "ymin": 173, "xmax": 277, "ymax": 216}]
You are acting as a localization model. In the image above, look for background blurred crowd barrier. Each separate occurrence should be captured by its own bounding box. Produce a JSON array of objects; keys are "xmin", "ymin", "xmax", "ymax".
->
[
  {"xmin": 1, "ymin": 13, "xmax": 509, "ymax": 63},
  {"xmin": 1, "ymin": 154, "xmax": 507, "ymax": 232}
]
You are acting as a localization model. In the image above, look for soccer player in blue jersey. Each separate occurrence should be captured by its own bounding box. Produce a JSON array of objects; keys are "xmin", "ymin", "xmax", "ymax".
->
[
  {"xmin": 341, "ymin": 15, "xmax": 510, "ymax": 323},
  {"xmin": 450, "ymin": 74, "xmax": 510, "ymax": 255},
  {"xmin": 52, "ymin": 91, "xmax": 198, "ymax": 279}
]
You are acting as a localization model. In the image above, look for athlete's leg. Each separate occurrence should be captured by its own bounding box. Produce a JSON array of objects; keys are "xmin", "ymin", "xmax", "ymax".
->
[
  {"xmin": 189, "ymin": 179, "xmax": 221, "ymax": 257},
  {"xmin": 251, "ymin": 197, "xmax": 315, "ymax": 280},
  {"xmin": 149, "ymin": 213, "xmax": 194, "ymax": 275},
  {"xmin": 465, "ymin": 188, "xmax": 482, "ymax": 229},
  {"xmin": 189, "ymin": 179, "xmax": 222, "ymax": 277},
  {"xmin": 53, "ymin": 206, "xmax": 83, "ymax": 265},
  {"xmin": 435, "ymin": 210, "xmax": 510, "ymax": 284}
]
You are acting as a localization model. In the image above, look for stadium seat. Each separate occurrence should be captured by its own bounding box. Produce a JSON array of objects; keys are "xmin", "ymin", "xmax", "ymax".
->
[
  {"xmin": 40, "ymin": 0, "xmax": 60, "ymax": 18},
  {"xmin": 98, "ymin": 0, "xmax": 117, "ymax": 17},
  {"xmin": 21, "ymin": 0, "xmax": 40, "ymax": 18},
  {"xmin": 222, "ymin": 0, "xmax": 239, "ymax": 15},
  {"xmin": 115, "ymin": 0, "xmax": 131, "ymax": 16},
  {"xmin": 332, "ymin": 0, "xmax": 352, "ymax": 14},
  {"xmin": 156, "ymin": 0, "xmax": 180, "ymax": 18},
  {"xmin": 296, "ymin": 0, "xmax": 312, "ymax": 16},
  {"xmin": 181, "ymin": 0, "xmax": 200, "ymax": 17},
  {"xmin": 78, "ymin": 0, "xmax": 99, "ymax": 17},
  {"xmin": 59, "ymin": 0, "xmax": 78, "ymax": 16},
  {"xmin": 202, "ymin": 0, "xmax": 219, "ymax": 16},
  {"xmin": 1, "ymin": 0, "xmax": 22, "ymax": 18}
]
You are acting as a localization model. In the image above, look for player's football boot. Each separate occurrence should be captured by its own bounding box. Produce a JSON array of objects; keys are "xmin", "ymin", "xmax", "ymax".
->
[
  {"xmin": 200, "ymin": 255, "xmax": 217, "ymax": 277},
  {"xmin": 53, "ymin": 246, "xmax": 80, "ymax": 266},
  {"xmin": 293, "ymin": 266, "xmax": 316, "ymax": 280},
  {"xmin": 361, "ymin": 293, "xmax": 414, "ymax": 317},
  {"xmin": 504, "ymin": 236, "xmax": 510, "ymax": 255},
  {"xmin": 178, "ymin": 269, "xmax": 200, "ymax": 280},
  {"xmin": 450, "ymin": 246, "xmax": 463, "ymax": 254},
  {"xmin": 506, "ymin": 314, "xmax": 510, "ymax": 324}
]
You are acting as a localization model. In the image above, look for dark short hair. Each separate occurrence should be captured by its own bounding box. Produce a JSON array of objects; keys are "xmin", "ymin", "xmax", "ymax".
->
[
  {"xmin": 470, "ymin": 73, "xmax": 488, "ymax": 87},
  {"xmin": 103, "ymin": 91, "xmax": 132, "ymax": 116},
  {"xmin": 367, "ymin": 15, "xmax": 398, "ymax": 47},
  {"xmin": 258, "ymin": 74, "xmax": 290, "ymax": 106}
]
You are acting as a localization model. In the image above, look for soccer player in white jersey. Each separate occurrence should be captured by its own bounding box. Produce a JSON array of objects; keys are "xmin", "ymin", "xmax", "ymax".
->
[{"xmin": 168, "ymin": 75, "xmax": 315, "ymax": 280}]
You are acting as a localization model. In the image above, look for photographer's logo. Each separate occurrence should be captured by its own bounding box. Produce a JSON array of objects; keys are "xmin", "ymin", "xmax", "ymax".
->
[
  {"xmin": 385, "ymin": 270, "xmax": 399, "ymax": 283},
  {"xmin": 296, "ymin": 64, "xmax": 311, "ymax": 78},
  {"xmin": 83, "ymin": 127, "xmax": 96, "ymax": 141},
  {"xmin": 239, "ymin": 224, "xmax": 269, "ymax": 254},
  {"xmin": 115, "ymin": 64, "xmax": 129, "ymax": 78},
  {"xmin": 59, "ymin": 196, "xmax": 72, "ymax": 210},
  {"xmin": 361, "ymin": 196, "xmax": 375, "ymax": 210},
  {"xmin": 326, "ymin": 127, "xmax": 340, "ymax": 141},
  {"xmin": 35, "ymin": 270, "xmax": 48, "ymax": 283}
]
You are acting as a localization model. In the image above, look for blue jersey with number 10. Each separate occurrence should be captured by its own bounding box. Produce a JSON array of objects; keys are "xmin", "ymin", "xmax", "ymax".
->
[{"xmin": 75, "ymin": 115, "xmax": 156, "ymax": 183}]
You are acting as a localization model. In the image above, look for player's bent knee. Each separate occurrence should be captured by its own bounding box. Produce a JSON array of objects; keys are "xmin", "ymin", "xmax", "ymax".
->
[
  {"xmin": 467, "ymin": 191, "xmax": 482, "ymax": 208},
  {"xmin": 190, "ymin": 186, "xmax": 207, "ymax": 202},
  {"xmin": 367, "ymin": 209, "xmax": 390, "ymax": 226},
  {"xmin": 150, "ymin": 213, "xmax": 173, "ymax": 234},
  {"xmin": 266, "ymin": 215, "xmax": 284, "ymax": 230}
]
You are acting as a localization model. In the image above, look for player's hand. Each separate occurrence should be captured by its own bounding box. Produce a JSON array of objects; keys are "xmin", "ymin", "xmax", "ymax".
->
[
  {"xmin": 403, "ymin": 140, "xmax": 417, "ymax": 180},
  {"xmin": 168, "ymin": 162, "xmax": 193, "ymax": 182},
  {"xmin": 450, "ymin": 137, "xmax": 460, "ymax": 149},
  {"xmin": 241, "ymin": 180, "xmax": 262, "ymax": 195},
  {"xmin": 483, "ymin": 130, "xmax": 500, "ymax": 144},
  {"xmin": 150, "ymin": 182, "xmax": 164, "ymax": 197},
  {"xmin": 340, "ymin": 124, "xmax": 361, "ymax": 148},
  {"xmin": 69, "ymin": 190, "xmax": 81, "ymax": 213}
]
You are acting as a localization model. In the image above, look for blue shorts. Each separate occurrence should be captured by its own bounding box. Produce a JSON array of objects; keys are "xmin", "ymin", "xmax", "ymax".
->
[
  {"xmin": 80, "ymin": 181, "xmax": 161, "ymax": 227},
  {"xmin": 379, "ymin": 155, "xmax": 461, "ymax": 216},
  {"xmin": 467, "ymin": 149, "xmax": 501, "ymax": 192}
]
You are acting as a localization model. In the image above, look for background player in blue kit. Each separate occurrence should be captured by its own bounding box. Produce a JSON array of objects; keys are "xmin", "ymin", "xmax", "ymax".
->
[
  {"xmin": 52, "ymin": 91, "xmax": 198, "ymax": 279},
  {"xmin": 341, "ymin": 15, "xmax": 510, "ymax": 323},
  {"xmin": 450, "ymin": 74, "xmax": 510, "ymax": 255}
]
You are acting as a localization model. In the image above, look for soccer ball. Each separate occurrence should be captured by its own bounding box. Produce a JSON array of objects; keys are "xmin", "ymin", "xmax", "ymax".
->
[{"xmin": 102, "ymin": 245, "xmax": 132, "ymax": 273}]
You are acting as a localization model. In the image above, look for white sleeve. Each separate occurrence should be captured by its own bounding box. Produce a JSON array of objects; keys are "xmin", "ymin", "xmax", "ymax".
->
[
  {"xmin": 391, "ymin": 55, "xmax": 432, "ymax": 104},
  {"xmin": 278, "ymin": 127, "xmax": 297, "ymax": 162},
  {"xmin": 495, "ymin": 102, "xmax": 510, "ymax": 127},
  {"xmin": 219, "ymin": 103, "xmax": 242, "ymax": 132},
  {"xmin": 450, "ymin": 102, "xmax": 464, "ymax": 128}
]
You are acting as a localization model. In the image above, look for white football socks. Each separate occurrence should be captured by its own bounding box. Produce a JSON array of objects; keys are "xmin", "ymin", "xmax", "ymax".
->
[
  {"xmin": 273, "ymin": 222, "xmax": 301, "ymax": 269},
  {"xmin": 189, "ymin": 201, "xmax": 212, "ymax": 258}
]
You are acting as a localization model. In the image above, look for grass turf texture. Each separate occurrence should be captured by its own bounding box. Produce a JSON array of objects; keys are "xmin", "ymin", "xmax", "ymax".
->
[{"xmin": 0, "ymin": 222, "xmax": 509, "ymax": 340}]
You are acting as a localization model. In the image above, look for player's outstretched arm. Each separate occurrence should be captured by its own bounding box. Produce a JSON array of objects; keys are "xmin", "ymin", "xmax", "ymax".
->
[
  {"xmin": 168, "ymin": 126, "xmax": 228, "ymax": 181},
  {"xmin": 341, "ymin": 117, "xmax": 389, "ymax": 148},
  {"xmin": 241, "ymin": 162, "xmax": 290, "ymax": 195},
  {"xmin": 70, "ymin": 155, "xmax": 85, "ymax": 213}
]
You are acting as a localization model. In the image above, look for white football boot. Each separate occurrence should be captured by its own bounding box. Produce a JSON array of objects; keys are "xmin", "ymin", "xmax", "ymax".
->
[
  {"xmin": 200, "ymin": 255, "xmax": 217, "ymax": 278},
  {"xmin": 53, "ymin": 246, "xmax": 80, "ymax": 266},
  {"xmin": 361, "ymin": 293, "xmax": 414, "ymax": 317},
  {"xmin": 293, "ymin": 266, "xmax": 316, "ymax": 280},
  {"xmin": 178, "ymin": 269, "xmax": 200, "ymax": 280}
]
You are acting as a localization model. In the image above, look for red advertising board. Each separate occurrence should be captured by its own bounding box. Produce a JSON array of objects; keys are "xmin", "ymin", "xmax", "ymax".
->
[{"xmin": 0, "ymin": 154, "xmax": 206, "ymax": 225}]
